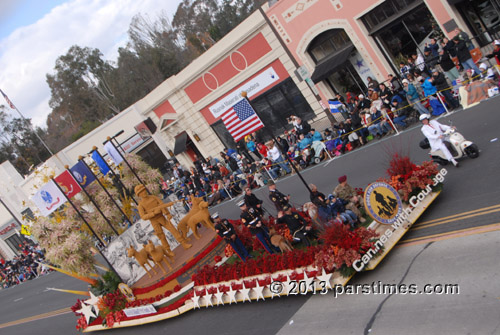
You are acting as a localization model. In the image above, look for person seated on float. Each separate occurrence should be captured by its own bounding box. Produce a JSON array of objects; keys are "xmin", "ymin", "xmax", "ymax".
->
[
  {"xmin": 277, "ymin": 204, "xmax": 316, "ymax": 247},
  {"xmin": 328, "ymin": 193, "xmax": 359, "ymax": 229},
  {"xmin": 309, "ymin": 184, "xmax": 332, "ymax": 222},
  {"xmin": 239, "ymin": 200, "xmax": 277, "ymax": 254},
  {"xmin": 213, "ymin": 212, "xmax": 251, "ymax": 262},
  {"xmin": 333, "ymin": 175, "xmax": 366, "ymax": 222}
]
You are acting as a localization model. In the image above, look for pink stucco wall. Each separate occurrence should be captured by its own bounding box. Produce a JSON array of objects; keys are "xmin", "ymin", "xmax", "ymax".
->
[{"xmin": 264, "ymin": 0, "xmax": 456, "ymax": 78}]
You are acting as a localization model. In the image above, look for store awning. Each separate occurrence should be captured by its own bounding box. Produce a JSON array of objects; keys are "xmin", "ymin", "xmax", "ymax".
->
[
  {"xmin": 310, "ymin": 45, "xmax": 355, "ymax": 84},
  {"xmin": 173, "ymin": 132, "xmax": 188, "ymax": 155}
]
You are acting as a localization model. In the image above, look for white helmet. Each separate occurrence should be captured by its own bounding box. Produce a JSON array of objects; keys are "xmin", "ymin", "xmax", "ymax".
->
[{"xmin": 419, "ymin": 114, "xmax": 430, "ymax": 121}]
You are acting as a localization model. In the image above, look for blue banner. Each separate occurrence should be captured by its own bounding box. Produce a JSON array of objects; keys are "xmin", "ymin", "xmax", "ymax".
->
[
  {"xmin": 70, "ymin": 161, "xmax": 96, "ymax": 188},
  {"xmin": 91, "ymin": 150, "xmax": 110, "ymax": 176}
]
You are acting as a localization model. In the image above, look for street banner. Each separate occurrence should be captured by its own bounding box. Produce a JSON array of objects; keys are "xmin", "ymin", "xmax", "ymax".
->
[
  {"xmin": 70, "ymin": 161, "xmax": 96, "ymax": 188},
  {"xmin": 31, "ymin": 180, "xmax": 66, "ymax": 216},
  {"xmin": 92, "ymin": 150, "xmax": 110, "ymax": 175},
  {"xmin": 55, "ymin": 170, "xmax": 82, "ymax": 199},
  {"xmin": 104, "ymin": 141, "xmax": 124, "ymax": 166}
]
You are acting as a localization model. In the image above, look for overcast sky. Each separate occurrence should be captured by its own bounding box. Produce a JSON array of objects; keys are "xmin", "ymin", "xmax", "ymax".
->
[{"xmin": 0, "ymin": 0, "xmax": 182, "ymax": 127}]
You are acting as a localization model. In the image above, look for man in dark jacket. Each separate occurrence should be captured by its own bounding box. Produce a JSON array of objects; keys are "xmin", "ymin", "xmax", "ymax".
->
[
  {"xmin": 244, "ymin": 187, "xmax": 264, "ymax": 216},
  {"xmin": 277, "ymin": 205, "xmax": 315, "ymax": 246},
  {"xmin": 349, "ymin": 109, "xmax": 368, "ymax": 144},
  {"xmin": 213, "ymin": 212, "xmax": 250, "ymax": 261},
  {"xmin": 453, "ymin": 36, "xmax": 480, "ymax": 76},
  {"xmin": 430, "ymin": 69, "xmax": 460, "ymax": 109},
  {"xmin": 309, "ymin": 184, "xmax": 331, "ymax": 222},
  {"xmin": 268, "ymin": 180, "xmax": 290, "ymax": 211},
  {"xmin": 438, "ymin": 49, "xmax": 460, "ymax": 83}
]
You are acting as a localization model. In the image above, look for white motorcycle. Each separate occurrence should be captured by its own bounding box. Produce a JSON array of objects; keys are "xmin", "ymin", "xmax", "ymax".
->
[{"xmin": 419, "ymin": 127, "xmax": 479, "ymax": 165}]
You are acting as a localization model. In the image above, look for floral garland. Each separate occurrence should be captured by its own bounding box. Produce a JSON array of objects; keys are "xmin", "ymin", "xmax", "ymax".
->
[
  {"xmin": 379, "ymin": 155, "xmax": 440, "ymax": 201},
  {"xmin": 192, "ymin": 219, "xmax": 380, "ymax": 286}
]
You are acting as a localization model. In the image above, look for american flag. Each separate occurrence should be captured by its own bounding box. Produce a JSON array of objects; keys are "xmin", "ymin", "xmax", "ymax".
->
[
  {"xmin": 222, "ymin": 98, "xmax": 264, "ymax": 142},
  {"xmin": 0, "ymin": 89, "xmax": 16, "ymax": 109}
]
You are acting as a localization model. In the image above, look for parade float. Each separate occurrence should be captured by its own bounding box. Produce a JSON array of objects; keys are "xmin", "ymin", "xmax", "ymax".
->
[{"xmin": 28, "ymin": 150, "xmax": 444, "ymax": 332}]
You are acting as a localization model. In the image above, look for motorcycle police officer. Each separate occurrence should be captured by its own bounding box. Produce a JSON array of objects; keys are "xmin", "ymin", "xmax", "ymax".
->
[
  {"xmin": 268, "ymin": 180, "xmax": 290, "ymax": 211},
  {"xmin": 212, "ymin": 212, "xmax": 250, "ymax": 262},
  {"xmin": 239, "ymin": 200, "xmax": 276, "ymax": 254},
  {"xmin": 277, "ymin": 205, "xmax": 315, "ymax": 246}
]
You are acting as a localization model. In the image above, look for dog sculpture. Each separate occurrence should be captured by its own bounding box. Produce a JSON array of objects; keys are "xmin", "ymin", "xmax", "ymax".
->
[
  {"xmin": 143, "ymin": 240, "xmax": 172, "ymax": 274},
  {"xmin": 177, "ymin": 195, "xmax": 201, "ymax": 239},
  {"xmin": 178, "ymin": 196, "xmax": 215, "ymax": 240},
  {"xmin": 127, "ymin": 245, "xmax": 156, "ymax": 278},
  {"xmin": 269, "ymin": 227, "xmax": 293, "ymax": 253}
]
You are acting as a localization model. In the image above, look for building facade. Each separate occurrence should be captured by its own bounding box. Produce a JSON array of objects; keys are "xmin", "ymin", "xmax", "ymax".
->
[{"xmin": 2, "ymin": 0, "xmax": 495, "ymax": 258}]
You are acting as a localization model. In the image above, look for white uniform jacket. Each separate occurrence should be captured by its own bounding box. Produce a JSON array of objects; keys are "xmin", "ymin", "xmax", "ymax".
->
[{"xmin": 421, "ymin": 120, "xmax": 451, "ymax": 151}]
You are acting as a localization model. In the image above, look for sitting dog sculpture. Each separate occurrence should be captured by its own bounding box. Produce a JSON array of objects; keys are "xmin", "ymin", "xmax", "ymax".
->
[
  {"xmin": 127, "ymin": 245, "xmax": 156, "ymax": 278},
  {"xmin": 143, "ymin": 240, "xmax": 172, "ymax": 275}
]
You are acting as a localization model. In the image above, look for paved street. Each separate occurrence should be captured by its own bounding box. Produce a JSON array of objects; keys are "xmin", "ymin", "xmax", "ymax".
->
[{"xmin": 1, "ymin": 96, "xmax": 499, "ymax": 334}]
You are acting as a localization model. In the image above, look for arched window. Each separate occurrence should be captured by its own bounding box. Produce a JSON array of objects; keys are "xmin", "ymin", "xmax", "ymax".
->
[{"xmin": 306, "ymin": 29, "xmax": 351, "ymax": 63}]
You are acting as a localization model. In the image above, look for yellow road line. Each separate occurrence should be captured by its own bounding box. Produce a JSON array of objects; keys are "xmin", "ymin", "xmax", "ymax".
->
[
  {"xmin": 413, "ymin": 203, "xmax": 500, "ymax": 227},
  {"xmin": 0, "ymin": 307, "xmax": 71, "ymax": 329},
  {"xmin": 412, "ymin": 208, "xmax": 500, "ymax": 231},
  {"xmin": 398, "ymin": 223, "xmax": 500, "ymax": 247}
]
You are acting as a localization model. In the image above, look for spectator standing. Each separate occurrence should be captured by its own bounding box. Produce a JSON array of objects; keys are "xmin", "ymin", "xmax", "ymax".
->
[
  {"xmin": 430, "ymin": 68, "xmax": 460, "ymax": 110},
  {"xmin": 453, "ymin": 36, "xmax": 481, "ymax": 76},
  {"xmin": 266, "ymin": 141, "xmax": 291, "ymax": 175},
  {"xmin": 245, "ymin": 135, "xmax": 261, "ymax": 160},
  {"xmin": 438, "ymin": 49, "xmax": 460, "ymax": 83},
  {"xmin": 402, "ymin": 79, "xmax": 429, "ymax": 115}
]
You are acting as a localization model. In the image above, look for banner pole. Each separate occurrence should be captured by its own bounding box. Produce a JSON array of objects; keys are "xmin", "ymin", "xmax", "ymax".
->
[
  {"xmin": 242, "ymin": 92, "xmax": 312, "ymax": 194},
  {"xmin": 51, "ymin": 178, "xmax": 125, "ymax": 283},
  {"xmin": 65, "ymin": 165, "xmax": 119, "ymax": 236},
  {"xmin": 104, "ymin": 138, "xmax": 150, "ymax": 194},
  {"xmin": 91, "ymin": 147, "xmax": 138, "ymax": 205},
  {"xmin": 79, "ymin": 157, "xmax": 133, "ymax": 227}
]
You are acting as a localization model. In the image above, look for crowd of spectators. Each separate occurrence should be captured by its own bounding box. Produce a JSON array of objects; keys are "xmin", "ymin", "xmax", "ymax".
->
[
  {"xmin": 160, "ymin": 32, "xmax": 500, "ymax": 208},
  {"xmin": 0, "ymin": 241, "xmax": 49, "ymax": 289}
]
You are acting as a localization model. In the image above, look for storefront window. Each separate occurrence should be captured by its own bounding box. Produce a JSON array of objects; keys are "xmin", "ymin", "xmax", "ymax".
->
[
  {"xmin": 363, "ymin": 3, "xmax": 440, "ymax": 71},
  {"xmin": 361, "ymin": 0, "xmax": 419, "ymax": 31},
  {"xmin": 5, "ymin": 234, "xmax": 24, "ymax": 255},
  {"xmin": 456, "ymin": 0, "xmax": 500, "ymax": 46},
  {"xmin": 136, "ymin": 141, "xmax": 168, "ymax": 174},
  {"xmin": 326, "ymin": 63, "xmax": 366, "ymax": 95},
  {"xmin": 211, "ymin": 78, "xmax": 314, "ymax": 148}
]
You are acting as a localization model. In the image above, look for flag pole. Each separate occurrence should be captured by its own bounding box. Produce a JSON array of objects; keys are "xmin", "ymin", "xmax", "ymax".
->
[
  {"xmin": 65, "ymin": 165, "xmax": 119, "ymax": 236},
  {"xmin": 91, "ymin": 147, "xmax": 138, "ymax": 205},
  {"xmin": 104, "ymin": 137, "xmax": 150, "ymax": 194},
  {"xmin": 50, "ymin": 178, "xmax": 125, "ymax": 283},
  {"xmin": 0, "ymin": 89, "xmax": 54, "ymax": 156},
  {"xmin": 241, "ymin": 92, "xmax": 312, "ymax": 194},
  {"xmin": 79, "ymin": 156, "xmax": 133, "ymax": 227}
]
